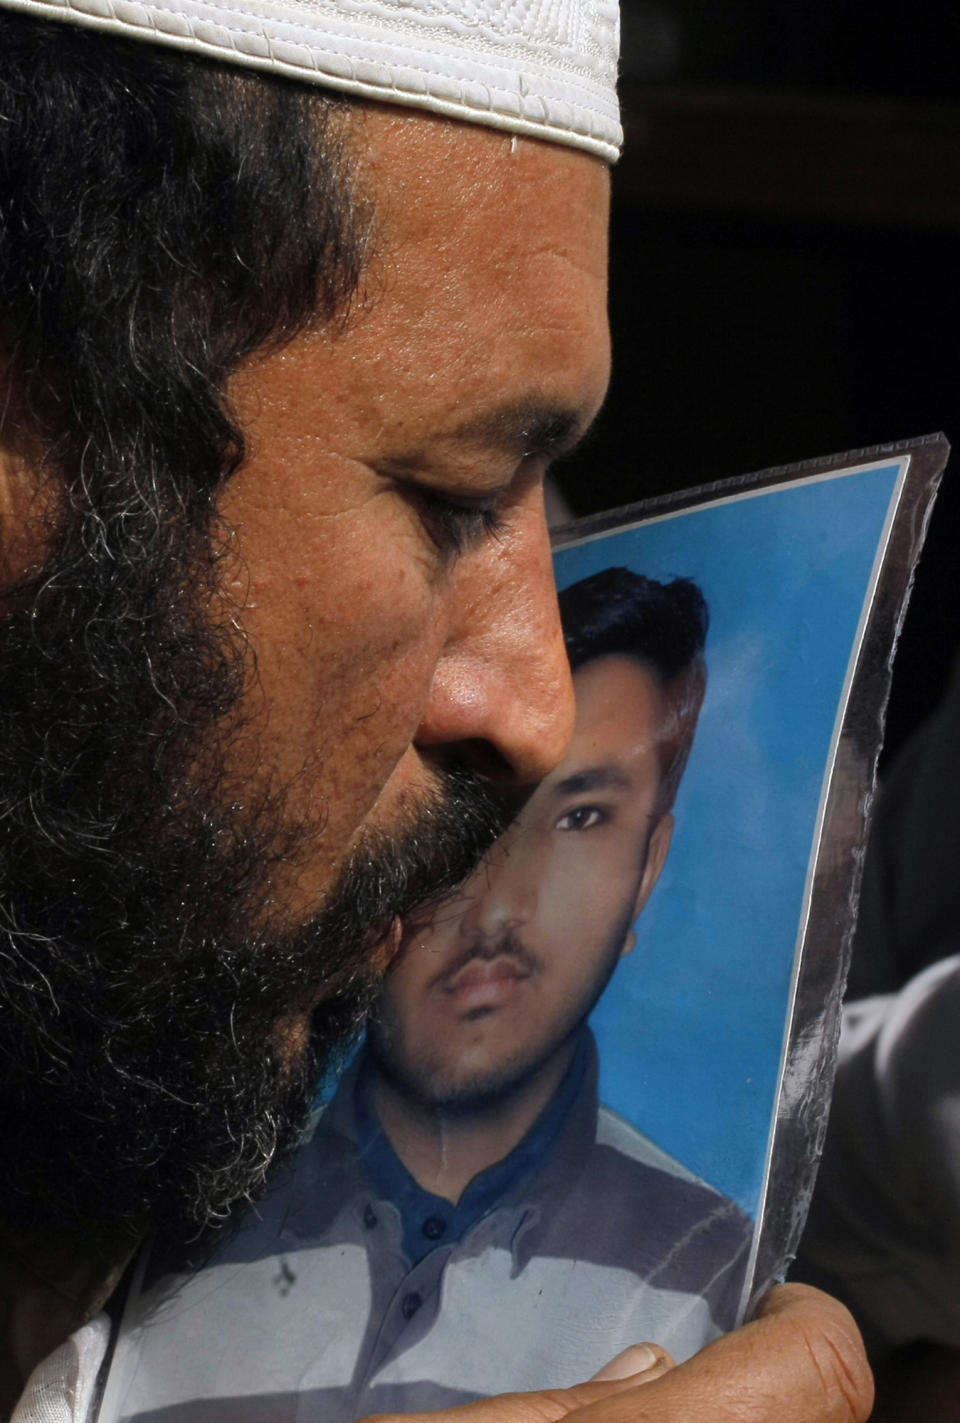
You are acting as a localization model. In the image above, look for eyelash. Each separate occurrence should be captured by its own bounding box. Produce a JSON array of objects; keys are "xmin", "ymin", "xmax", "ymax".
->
[
  {"xmin": 555, "ymin": 805, "xmax": 607, "ymax": 833},
  {"xmin": 416, "ymin": 491, "xmax": 507, "ymax": 556}
]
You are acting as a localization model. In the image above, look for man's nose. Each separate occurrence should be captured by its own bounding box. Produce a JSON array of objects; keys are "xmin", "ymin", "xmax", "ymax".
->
[{"xmin": 414, "ymin": 482, "xmax": 574, "ymax": 786}]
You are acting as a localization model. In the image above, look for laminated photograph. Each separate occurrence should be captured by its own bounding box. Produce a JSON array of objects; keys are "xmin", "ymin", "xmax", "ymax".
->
[{"xmin": 96, "ymin": 435, "xmax": 947, "ymax": 1423}]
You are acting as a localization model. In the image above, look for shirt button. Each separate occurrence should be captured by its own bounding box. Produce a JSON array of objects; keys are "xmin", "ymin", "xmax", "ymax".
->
[
  {"xmin": 401, "ymin": 1292, "xmax": 422, "ymax": 1319},
  {"xmin": 422, "ymin": 1216, "xmax": 446, "ymax": 1241},
  {"xmin": 363, "ymin": 1204, "xmax": 377, "ymax": 1229}
]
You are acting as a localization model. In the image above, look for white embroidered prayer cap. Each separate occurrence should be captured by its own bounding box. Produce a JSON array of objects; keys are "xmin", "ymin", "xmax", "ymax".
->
[{"xmin": 1, "ymin": 0, "xmax": 621, "ymax": 159}]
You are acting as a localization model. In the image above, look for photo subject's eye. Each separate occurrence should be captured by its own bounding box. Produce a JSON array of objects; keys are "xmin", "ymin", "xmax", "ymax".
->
[{"xmin": 555, "ymin": 805, "xmax": 606, "ymax": 832}]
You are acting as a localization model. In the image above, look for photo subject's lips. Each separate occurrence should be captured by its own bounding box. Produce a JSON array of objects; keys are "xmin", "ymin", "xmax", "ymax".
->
[{"xmin": 438, "ymin": 954, "xmax": 533, "ymax": 1011}]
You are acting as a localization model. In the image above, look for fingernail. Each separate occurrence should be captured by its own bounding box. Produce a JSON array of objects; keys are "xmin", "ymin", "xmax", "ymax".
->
[{"xmin": 591, "ymin": 1343, "xmax": 659, "ymax": 1380}]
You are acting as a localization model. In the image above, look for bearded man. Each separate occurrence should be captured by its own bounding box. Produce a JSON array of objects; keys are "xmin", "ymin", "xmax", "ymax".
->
[{"xmin": 0, "ymin": 5, "xmax": 872, "ymax": 1423}]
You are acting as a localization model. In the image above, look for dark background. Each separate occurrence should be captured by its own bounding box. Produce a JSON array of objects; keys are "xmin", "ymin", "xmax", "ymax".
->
[{"xmin": 552, "ymin": 1, "xmax": 960, "ymax": 765}]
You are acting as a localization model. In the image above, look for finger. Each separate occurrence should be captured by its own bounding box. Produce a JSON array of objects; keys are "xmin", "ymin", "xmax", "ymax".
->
[
  {"xmin": 359, "ymin": 1353, "xmax": 669, "ymax": 1423},
  {"xmin": 590, "ymin": 1344, "xmax": 674, "ymax": 1382},
  {"xmin": 566, "ymin": 1284, "xmax": 874, "ymax": 1423}
]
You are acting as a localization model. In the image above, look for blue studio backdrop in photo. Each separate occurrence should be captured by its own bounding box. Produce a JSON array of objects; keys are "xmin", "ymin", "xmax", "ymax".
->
[{"xmin": 554, "ymin": 461, "xmax": 902, "ymax": 1215}]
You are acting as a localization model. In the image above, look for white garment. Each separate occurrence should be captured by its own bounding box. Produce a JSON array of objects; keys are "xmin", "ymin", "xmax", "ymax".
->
[{"xmin": 12, "ymin": 1316, "xmax": 111, "ymax": 1423}]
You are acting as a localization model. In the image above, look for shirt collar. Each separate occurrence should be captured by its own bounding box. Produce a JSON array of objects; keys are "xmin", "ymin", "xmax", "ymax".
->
[{"xmin": 354, "ymin": 1035, "xmax": 589, "ymax": 1265}]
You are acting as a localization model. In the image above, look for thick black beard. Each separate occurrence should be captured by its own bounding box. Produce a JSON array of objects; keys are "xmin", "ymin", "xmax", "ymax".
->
[{"xmin": 0, "ymin": 531, "xmax": 509, "ymax": 1267}]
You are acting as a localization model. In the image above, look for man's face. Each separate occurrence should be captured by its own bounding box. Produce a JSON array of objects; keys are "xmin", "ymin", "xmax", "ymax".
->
[
  {"xmin": 214, "ymin": 106, "xmax": 610, "ymax": 933},
  {"xmin": 369, "ymin": 655, "xmax": 675, "ymax": 1109},
  {"xmin": 0, "ymin": 102, "xmax": 610, "ymax": 1251}
]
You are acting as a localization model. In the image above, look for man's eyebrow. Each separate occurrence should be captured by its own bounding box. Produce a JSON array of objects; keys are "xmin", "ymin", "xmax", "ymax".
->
[
  {"xmin": 552, "ymin": 765, "xmax": 631, "ymax": 797},
  {"xmin": 448, "ymin": 400, "xmax": 585, "ymax": 460}
]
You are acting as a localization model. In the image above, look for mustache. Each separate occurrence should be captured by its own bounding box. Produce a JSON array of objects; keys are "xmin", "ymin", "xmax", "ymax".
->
[
  {"xmin": 427, "ymin": 926, "xmax": 541, "ymax": 994},
  {"xmin": 109, "ymin": 761, "xmax": 517, "ymax": 1072},
  {"xmin": 311, "ymin": 762, "xmax": 515, "ymax": 969}
]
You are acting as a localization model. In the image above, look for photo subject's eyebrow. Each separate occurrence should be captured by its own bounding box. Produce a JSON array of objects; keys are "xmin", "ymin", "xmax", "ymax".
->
[{"xmin": 552, "ymin": 765, "xmax": 631, "ymax": 797}]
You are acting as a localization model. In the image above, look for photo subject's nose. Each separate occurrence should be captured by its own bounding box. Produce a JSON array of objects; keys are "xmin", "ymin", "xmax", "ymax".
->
[{"xmin": 459, "ymin": 820, "xmax": 537, "ymax": 940}]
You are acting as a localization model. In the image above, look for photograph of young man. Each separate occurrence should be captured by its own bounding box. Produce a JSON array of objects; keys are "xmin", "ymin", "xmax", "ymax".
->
[{"xmin": 108, "ymin": 569, "xmax": 751, "ymax": 1423}]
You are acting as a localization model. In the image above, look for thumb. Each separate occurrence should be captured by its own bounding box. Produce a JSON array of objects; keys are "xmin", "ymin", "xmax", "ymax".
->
[
  {"xmin": 590, "ymin": 1344, "xmax": 675, "ymax": 1383},
  {"xmin": 359, "ymin": 1349, "xmax": 670, "ymax": 1423},
  {"xmin": 566, "ymin": 1284, "xmax": 874, "ymax": 1423},
  {"xmin": 359, "ymin": 1284, "xmax": 872, "ymax": 1423}
]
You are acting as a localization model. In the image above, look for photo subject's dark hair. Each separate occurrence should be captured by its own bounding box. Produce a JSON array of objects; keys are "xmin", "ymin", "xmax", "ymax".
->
[{"xmin": 559, "ymin": 567, "xmax": 709, "ymax": 810}]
